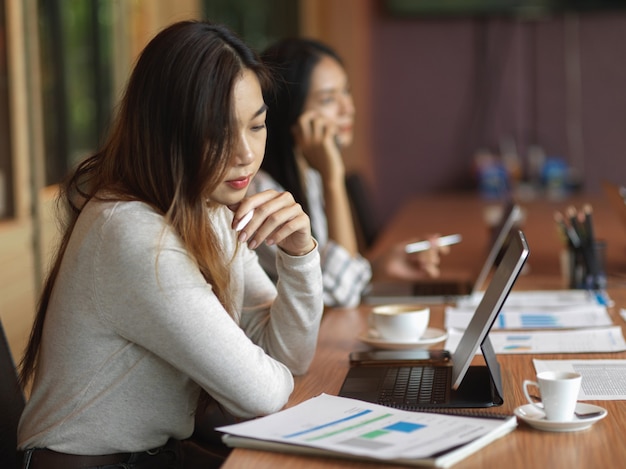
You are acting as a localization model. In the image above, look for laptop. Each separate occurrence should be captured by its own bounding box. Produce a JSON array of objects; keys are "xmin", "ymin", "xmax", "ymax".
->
[
  {"xmin": 339, "ymin": 229, "xmax": 529, "ymax": 410},
  {"xmin": 363, "ymin": 201, "xmax": 522, "ymax": 305}
]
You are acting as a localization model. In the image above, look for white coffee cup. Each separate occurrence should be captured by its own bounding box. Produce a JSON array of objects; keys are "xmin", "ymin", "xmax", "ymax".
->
[
  {"xmin": 370, "ymin": 304, "xmax": 430, "ymax": 342},
  {"xmin": 523, "ymin": 371, "xmax": 582, "ymax": 421}
]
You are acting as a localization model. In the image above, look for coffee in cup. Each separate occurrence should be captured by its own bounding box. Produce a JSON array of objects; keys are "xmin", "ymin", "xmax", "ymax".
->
[{"xmin": 370, "ymin": 304, "xmax": 430, "ymax": 342}]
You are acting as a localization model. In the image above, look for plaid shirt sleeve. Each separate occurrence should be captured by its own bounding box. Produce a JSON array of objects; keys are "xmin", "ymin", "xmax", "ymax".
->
[
  {"xmin": 319, "ymin": 240, "xmax": 372, "ymax": 307},
  {"xmin": 248, "ymin": 169, "xmax": 372, "ymax": 307}
]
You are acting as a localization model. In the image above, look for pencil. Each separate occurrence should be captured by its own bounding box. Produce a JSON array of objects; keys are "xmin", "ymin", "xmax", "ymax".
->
[
  {"xmin": 583, "ymin": 204, "xmax": 595, "ymax": 247},
  {"xmin": 566, "ymin": 206, "xmax": 585, "ymax": 243},
  {"xmin": 583, "ymin": 204, "xmax": 599, "ymax": 287},
  {"xmin": 554, "ymin": 212, "xmax": 580, "ymax": 248}
]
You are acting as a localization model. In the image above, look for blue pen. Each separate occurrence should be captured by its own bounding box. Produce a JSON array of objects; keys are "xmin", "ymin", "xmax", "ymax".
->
[{"xmin": 591, "ymin": 290, "xmax": 613, "ymax": 307}]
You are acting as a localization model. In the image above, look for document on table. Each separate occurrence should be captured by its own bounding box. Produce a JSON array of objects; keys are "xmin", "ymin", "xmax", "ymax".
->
[
  {"xmin": 457, "ymin": 289, "xmax": 610, "ymax": 309},
  {"xmin": 445, "ymin": 326, "xmax": 626, "ymax": 354},
  {"xmin": 218, "ymin": 393, "xmax": 517, "ymax": 467},
  {"xmin": 444, "ymin": 304, "xmax": 612, "ymax": 330},
  {"xmin": 534, "ymin": 359, "xmax": 626, "ymax": 400}
]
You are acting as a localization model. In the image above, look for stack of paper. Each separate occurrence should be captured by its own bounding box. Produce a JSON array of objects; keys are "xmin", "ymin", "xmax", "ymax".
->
[
  {"xmin": 218, "ymin": 393, "xmax": 517, "ymax": 468},
  {"xmin": 457, "ymin": 289, "xmax": 611, "ymax": 309},
  {"xmin": 445, "ymin": 326, "xmax": 626, "ymax": 355},
  {"xmin": 445, "ymin": 304, "xmax": 612, "ymax": 331},
  {"xmin": 445, "ymin": 290, "xmax": 625, "ymax": 354}
]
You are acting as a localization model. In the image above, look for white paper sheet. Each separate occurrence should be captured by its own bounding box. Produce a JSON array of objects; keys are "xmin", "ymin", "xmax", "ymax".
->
[
  {"xmin": 445, "ymin": 326, "xmax": 626, "ymax": 355},
  {"xmin": 457, "ymin": 289, "xmax": 612, "ymax": 309},
  {"xmin": 217, "ymin": 393, "xmax": 515, "ymax": 464},
  {"xmin": 445, "ymin": 304, "xmax": 612, "ymax": 330},
  {"xmin": 533, "ymin": 359, "xmax": 626, "ymax": 400}
]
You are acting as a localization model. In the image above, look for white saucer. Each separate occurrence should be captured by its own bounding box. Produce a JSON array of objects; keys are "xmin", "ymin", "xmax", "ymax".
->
[
  {"xmin": 514, "ymin": 403, "xmax": 607, "ymax": 432},
  {"xmin": 358, "ymin": 327, "xmax": 448, "ymax": 350}
]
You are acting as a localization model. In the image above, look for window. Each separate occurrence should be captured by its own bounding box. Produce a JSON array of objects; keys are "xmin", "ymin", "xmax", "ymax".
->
[
  {"xmin": 0, "ymin": 0, "xmax": 12, "ymax": 218},
  {"xmin": 34, "ymin": 0, "xmax": 298, "ymax": 189},
  {"xmin": 38, "ymin": 0, "xmax": 114, "ymax": 185},
  {"xmin": 203, "ymin": 0, "xmax": 298, "ymax": 51}
]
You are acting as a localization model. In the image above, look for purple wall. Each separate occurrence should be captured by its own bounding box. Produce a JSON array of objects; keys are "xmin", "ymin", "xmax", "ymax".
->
[{"xmin": 368, "ymin": 11, "xmax": 626, "ymax": 224}]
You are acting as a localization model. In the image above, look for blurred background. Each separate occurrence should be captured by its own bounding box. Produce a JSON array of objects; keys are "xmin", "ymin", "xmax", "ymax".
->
[{"xmin": 2, "ymin": 0, "xmax": 626, "ymax": 358}]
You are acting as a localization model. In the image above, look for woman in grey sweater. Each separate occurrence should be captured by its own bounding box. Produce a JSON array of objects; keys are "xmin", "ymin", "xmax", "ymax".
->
[{"xmin": 17, "ymin": 21, "xmax": 323, "ymax": 468}]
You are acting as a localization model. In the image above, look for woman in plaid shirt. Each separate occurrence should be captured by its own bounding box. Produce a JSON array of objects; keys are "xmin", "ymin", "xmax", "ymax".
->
[{"xmin": 248, "ymin": 38, "xmax": 449, "ymax": 307}]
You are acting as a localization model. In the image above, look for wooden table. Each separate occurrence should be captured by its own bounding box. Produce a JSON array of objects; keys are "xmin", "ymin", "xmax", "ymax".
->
[{"xmin": 223, "ymin": 193, "xmax": 626, "ymax": 468}]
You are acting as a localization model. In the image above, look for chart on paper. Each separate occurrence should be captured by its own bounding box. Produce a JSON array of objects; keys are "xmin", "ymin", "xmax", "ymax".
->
[
  {"xmin": 445, "ymin": 326, "xmax": 626, "ymax": 354},
  {"xmin": 285, "ymin": 410, "xmax": 426, "ymax": 450},
  {"xmin": 217, "ymin": 394, "xmax": 510, "ymax": 461},
  {"xmin": 445, "ymin": 305, "xmax": 612, "ymax": 330}
]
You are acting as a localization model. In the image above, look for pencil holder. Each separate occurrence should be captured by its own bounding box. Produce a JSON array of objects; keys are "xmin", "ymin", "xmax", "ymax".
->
[
  {"xmin": 592, "ymin": 240, "xmax": 607, "ymax": 290},
  {"xmin": 562, "ymin": 240, "xmax": 607, "ymax": 290}
]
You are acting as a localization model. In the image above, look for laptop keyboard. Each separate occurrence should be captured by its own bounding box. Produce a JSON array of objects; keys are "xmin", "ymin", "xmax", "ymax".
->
[{"xmin": 378, "ymin": 366, "xmax": 451, "ymax": 406}]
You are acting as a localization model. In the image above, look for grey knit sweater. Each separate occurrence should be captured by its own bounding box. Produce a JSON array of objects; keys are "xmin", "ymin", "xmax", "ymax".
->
[{"xmin": 18, "ymin": 200, "xmax": 322, "ymax": 454}]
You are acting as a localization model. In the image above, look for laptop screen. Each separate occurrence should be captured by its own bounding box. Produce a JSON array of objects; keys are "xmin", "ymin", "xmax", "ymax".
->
[
  {"xmin": 472, "ymin": 201, "xmax": 522, "ymax": 295},
  {"xmin": 451, "ymin": 229, "xmax": 529, "ymax": 389}
]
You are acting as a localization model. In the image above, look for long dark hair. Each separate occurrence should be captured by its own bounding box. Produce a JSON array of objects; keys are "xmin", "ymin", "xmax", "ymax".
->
[
  {"xmin": 19, "ymin": 20, "xmax": 271, "ymax": 388},
  {"xmin": 261, "ymin": 38, "xmax": 343, "ymax": 217}
]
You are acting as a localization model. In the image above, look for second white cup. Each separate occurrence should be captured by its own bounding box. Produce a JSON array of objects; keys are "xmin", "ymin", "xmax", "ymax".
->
[
  {"xmin": 370, "ymin": 304, "xmax": 430, "ymax": 342},
  {"xmin": 523, "ymin": 371, "xmax": 582, "ymax": 421}
]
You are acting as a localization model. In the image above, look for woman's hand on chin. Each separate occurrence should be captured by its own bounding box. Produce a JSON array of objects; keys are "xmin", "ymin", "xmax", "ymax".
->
[{"xmin": 231, "ymin": 190, "xmax": 315, "ymax": 256}]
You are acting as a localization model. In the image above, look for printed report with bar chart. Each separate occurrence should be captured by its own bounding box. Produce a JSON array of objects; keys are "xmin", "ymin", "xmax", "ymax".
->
[{"xmin": 218, "ymin": 393, "xmax": 516, "ymax": 467}]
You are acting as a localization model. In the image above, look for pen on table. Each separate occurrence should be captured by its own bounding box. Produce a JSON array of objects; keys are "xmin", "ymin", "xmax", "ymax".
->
[
  {"xmin": 592, "ymin": 290, "xmax": 610, "ymax": 306},
  {"xmin": 405, "ymin": 234, "xmax": 462, "ymax": 254}
]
